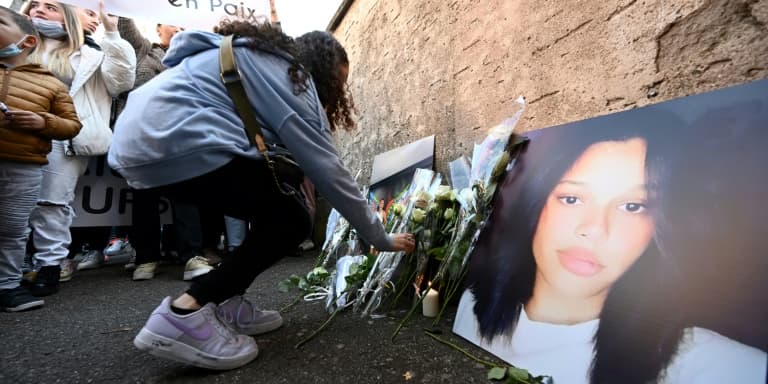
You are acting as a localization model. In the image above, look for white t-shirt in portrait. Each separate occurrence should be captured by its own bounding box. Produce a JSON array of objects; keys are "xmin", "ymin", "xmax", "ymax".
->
[{"xmin": 453, "ymin": 290, "xmax": 767, "ymax": 384}]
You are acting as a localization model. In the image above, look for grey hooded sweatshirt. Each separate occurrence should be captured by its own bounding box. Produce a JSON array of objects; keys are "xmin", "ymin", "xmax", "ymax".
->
[{"xmin": 108, "ymin": 30, "xmax": 393, "ymax": 250}]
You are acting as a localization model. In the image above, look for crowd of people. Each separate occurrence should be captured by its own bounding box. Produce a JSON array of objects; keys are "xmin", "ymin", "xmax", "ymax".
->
[{"xmin": 0, "ymin": 0, "xmax": 415, "ymax": 371}]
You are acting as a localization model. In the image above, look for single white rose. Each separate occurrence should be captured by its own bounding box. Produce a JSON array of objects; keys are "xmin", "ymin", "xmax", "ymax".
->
[
  {"xmin": 413, "ymin": 191, "xmax": 432, "ymax": 209},
  {"xmin": 434, "ymin": 185, "xmax": 454, "ymax": 201},
  {"xmin": 411, "ymin": 208, "xmax": 426, "ymax": 223}
]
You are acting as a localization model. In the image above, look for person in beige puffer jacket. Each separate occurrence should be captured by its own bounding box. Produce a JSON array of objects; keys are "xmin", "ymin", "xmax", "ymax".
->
[{"xmin": 0, "ymin": 6, "xmax": 81, "ymax": 312}]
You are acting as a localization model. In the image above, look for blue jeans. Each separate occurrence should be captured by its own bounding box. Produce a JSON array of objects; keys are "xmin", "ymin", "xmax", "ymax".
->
[
  {"xmin": 0, "ymin": 161, "xmax": 43, "ymax": 289},
  {"xmin": 224, "ymin": 216, "xmax": 246, "ymax": 248}
]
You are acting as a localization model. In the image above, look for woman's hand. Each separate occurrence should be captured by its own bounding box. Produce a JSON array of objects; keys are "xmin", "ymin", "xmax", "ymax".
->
[
  {"xmin": 6, "ymin": 110, "xmax": 45, "ymax": 131},
  {"xmin": 99, "ymin": 1, "xmax": 117, "ymax": 32},
  {"xmin": 390, "ymin": 233, "xmax": 416, "ymax": 254}
]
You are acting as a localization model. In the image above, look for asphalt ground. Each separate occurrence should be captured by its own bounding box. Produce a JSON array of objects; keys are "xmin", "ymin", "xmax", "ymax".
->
[{"xmin": 0, "ymin": 252, "xmax": 501, "ymax": 383}]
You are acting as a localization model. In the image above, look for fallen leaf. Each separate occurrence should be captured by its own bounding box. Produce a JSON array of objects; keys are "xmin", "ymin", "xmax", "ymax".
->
[{"xmin": 403, "ymin": 371, "xmax": 415, "ymax": 380}]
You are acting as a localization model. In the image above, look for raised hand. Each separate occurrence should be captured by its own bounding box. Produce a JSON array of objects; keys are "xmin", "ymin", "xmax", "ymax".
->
[{"xmin": 99, "ymin": 1, "xmax": 117, "ymax": 32}]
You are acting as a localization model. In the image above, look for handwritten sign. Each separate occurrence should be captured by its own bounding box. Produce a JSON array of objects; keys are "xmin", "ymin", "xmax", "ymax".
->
[
  {"xmin": 71, "ymin": 156, "xmax": 173, "ymax": 227},
  {"xmin": 60, "ymin": 0, "xmax": 270, "ymax": 30}
]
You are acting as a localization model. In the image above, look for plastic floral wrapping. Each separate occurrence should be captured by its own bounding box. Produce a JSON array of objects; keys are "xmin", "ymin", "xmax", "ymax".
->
[
  {"xmin": 280, "ymin": 96, "xmax": 528, "ymax": 345},
  {"xmin": 470, "ymin": 96, "xmax": 526, "ymax": 187},
  {"xmin": 449, "ymin": 156, "xmax": 471, "ymax": 190},
  {"xmin": 316, "ymin": 209, "xmax": 350, "ymax": 269}
]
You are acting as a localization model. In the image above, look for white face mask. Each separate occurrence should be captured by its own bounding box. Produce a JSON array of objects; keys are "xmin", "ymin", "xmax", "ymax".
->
[{"xmin": 31, "ymin": 18, "xmax": 68, "ymax": 39}]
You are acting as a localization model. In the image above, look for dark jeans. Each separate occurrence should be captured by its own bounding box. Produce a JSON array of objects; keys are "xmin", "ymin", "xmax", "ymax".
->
[
  {"xmin": 173, "ymin": 201, "xmax": 223, "ymax": 261},
  {"xmin": 131, "ymin": 192, "xmax": 222, "ymax": 265},
  {"xmin": 130, "ymin": 187, "xmax": 163, "ymax": 264},
  {"xmin": 150, "ymin": 157, "xmax": 310, "ymax": 305}
]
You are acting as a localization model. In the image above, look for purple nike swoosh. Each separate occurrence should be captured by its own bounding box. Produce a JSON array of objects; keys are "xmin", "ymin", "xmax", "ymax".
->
[{"xmin": 161, "ymin": 313, "xmax": 213, "ymax": 341}]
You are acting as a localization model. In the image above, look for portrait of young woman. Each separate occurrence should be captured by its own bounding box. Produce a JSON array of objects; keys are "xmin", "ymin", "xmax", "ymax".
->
[{"xmin": 453, "ymin": 80, "xmax": 768, "ymax": 384}]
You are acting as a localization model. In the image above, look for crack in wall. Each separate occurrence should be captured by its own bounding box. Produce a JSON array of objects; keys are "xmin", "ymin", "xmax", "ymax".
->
[
  {"xmin": 463, "ymin": 39, "xmax": 481, "ymax": 51},
  {"xmin": 544, "ymin": 9, "xmax": 564, "ymax": 23},
  {"xmin": 534, "ymin": 19, "xmax": 593, "ymax": 55},
  {"xmin": 529, "ymin": 91, "xmax": 560, "ymax": 104},
  {"xmin": 605, "ymin": 0, "xmax": 639, "ymax": 22}
]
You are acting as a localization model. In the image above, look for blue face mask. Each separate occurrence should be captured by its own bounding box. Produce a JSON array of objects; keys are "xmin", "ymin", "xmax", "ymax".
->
[
  {"xmin": 0, "ymin": 36, "xmax": 28, "ymax": 58},
  {"xmin": 31, "ymin": 18, "xmax": 68, "ymax": 39}
]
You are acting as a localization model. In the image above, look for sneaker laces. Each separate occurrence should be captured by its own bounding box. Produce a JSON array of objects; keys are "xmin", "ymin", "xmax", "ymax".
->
[
  {"xmin": 82, "ymin": 251, "xmax": 98, "ymax": 263},
  {"xmin": 189, "ymin": 256, "xmax": 210, "ymax": 265},
  {"xmin": 205, "ymin": 306, "xmax": 239, "ymax": 342},
  {"xmin": 217, "ymin": 296, "xmax": 244, "ymax": 329},
  {"xmin": 217, "ymin": 296, "xmax": 265, "ymax": 330},
  {"xmin": 135, "ymin": 263, "xmax": 154, "ymax": 272}
]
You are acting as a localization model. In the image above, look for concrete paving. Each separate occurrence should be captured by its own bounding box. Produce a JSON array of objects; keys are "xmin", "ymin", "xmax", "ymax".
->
[{"xmin": 0, "ymin": 253, "xmax": 499, "ymax": 383}]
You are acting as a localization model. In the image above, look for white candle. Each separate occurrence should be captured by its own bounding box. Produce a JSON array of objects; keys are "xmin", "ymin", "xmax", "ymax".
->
[{"xmin": 422, "ymin": 288, "xmax": 439, "ymax": 318}]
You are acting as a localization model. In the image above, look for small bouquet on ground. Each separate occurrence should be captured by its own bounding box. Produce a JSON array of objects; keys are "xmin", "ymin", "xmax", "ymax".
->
[
  {"xmin": 380, "ymin": 178, "xmax": 462, "ymax": 312},
  {"xmin": 355, "ymin": 168, "xmax": 437, "ymax": 316}
]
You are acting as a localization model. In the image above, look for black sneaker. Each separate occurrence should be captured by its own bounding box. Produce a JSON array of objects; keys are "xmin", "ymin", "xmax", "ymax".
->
[
  {"xmin": 0, "ymin": 286, "xmax": 45, "ymax": 312},
  {"xmin": 30, "ymin": 265, "xmax": 61, "ymax": 297}
]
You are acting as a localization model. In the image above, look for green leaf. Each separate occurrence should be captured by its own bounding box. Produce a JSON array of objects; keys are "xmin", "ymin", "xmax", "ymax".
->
[
  {"xmin": 507, "ymin": 367, "xmax": 530, "ymax": 382},
  {"xmin": 427, "ymin": 246, "xmax": 446, "ymax": 261},
  {"xmin": 308, "ymin": 266, "xmax": 329, "ymax": 279},
  {"xmin": 277, "ymin": 279, "xmax": 292, "ymax": 293},
  {"xmin": 487, "ymin": 367, "xmax": 507, "ymax": 380}
]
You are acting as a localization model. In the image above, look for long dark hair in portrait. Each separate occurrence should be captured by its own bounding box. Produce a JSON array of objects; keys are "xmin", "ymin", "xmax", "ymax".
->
[
  {"xmin": 295, "ymin": 31, "xmax": 356, "ymax": 132},
  {"xmin": 658, "ymin": 101, "xmax": 768, "ymax": 348},
  {"xmin": 465, "ymin": 109, "xmax": 689, "ymax": 384}
]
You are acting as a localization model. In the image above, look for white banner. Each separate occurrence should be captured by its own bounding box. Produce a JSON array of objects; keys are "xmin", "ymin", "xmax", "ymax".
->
[
  {"xmin": 59, "ymin": 0, "xmax": 270, "ymax": 31},
  {"xmin": 71, "ymin": 156, "xmax": 173, "ymax": 227}
]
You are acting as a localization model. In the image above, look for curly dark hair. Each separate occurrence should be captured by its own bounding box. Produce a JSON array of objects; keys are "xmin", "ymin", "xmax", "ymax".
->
[
  {"xmin": 295, "ymin": 31, "xmax": 356, "ymax": 132},
  {"xmin": 215, "ymin": 19, "xmax": 309, "ymax": 95}
]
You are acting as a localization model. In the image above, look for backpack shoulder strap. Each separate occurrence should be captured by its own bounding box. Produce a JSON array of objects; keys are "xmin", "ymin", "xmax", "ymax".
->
[{"xmin": 219, "ymin": 34, "xmax": 268, "ymax": 153}]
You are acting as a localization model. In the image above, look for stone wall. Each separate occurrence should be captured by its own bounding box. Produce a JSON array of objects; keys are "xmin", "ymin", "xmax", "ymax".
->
[{"xmin": 330, "ymin": 0, "xmax": 768, "ymax": 181}]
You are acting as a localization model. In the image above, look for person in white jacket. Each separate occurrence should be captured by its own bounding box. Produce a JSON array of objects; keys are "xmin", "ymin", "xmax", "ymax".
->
[{"xmin": 22, "ymin": 0, "xmax": 135, "ymax": 296}]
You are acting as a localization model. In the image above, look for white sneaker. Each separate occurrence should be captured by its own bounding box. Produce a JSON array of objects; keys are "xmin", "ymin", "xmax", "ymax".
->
[
  {"xmin": 133, "ymin": 297, "xmax": 259, "ymax": 370},
  {"xmin": 60, "ymin": 259, "xmax": 74, "ymax": 282},
  {"xmin": 184, "ymin": 256, "xmax": 213, "ymax": 281},
  {"xmin": 76, "ymin": 250, "xmax": 103, "ymax": 271},
  {"xmin": 217, "ymin": 295, "xmax": 283, "ymax": 335},
  {"xmin": 298, "ymin": 239, "xmax": 315, "ymax": 251},
  {"xmin": 103, "ymin": 237, "xmax": 136, "ymax": 265},
  {"xmin": 71, "ymin": 244, "xmax": 89, "ymax": 263},
  {"xmin": 133, "ymin": 262, "xmax": 159, "ymax": 281}
]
